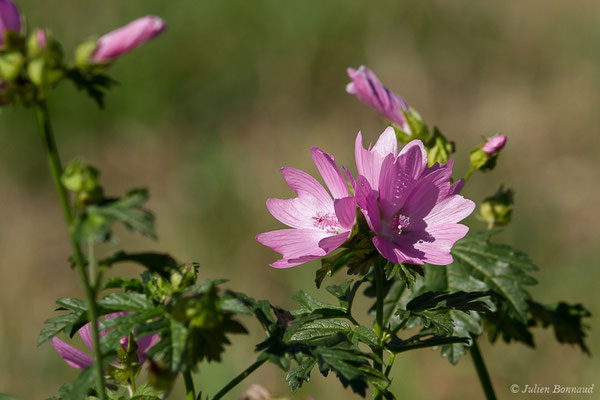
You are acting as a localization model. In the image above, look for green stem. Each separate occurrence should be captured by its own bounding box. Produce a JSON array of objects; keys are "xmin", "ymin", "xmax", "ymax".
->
[
  {"xmin": 373, "ymin": 261, "xmax": 385, "ymax": 400},
  {"xmin": 183, "ymin": 370, "xmax": 196, "ymax": 400},
  {"xmin": 470, "ymin": 336, "xmax": 497, "ymax": 400},
  {"xmin": 34, "ymin": 102, "xmax": 107, "ymax": 400},
  {"xmin": 464, "ymin": 165, "xmax": 476, "ymax": 182},
  {"xmin": 212, "ymin": 359, "xmax": 266, "ymax": 400},
  {"xmin": 384, "ymin": 352, "xmax": 395, "ymax": 377}
]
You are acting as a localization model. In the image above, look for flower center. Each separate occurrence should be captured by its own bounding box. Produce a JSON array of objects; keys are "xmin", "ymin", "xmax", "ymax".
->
[
  {"xmin": 391, "ymin": 214, "xmax": 411, "ymax": 236},
  {"xmin": 312, "ymin": 212, "xmax": 339, "ymax": 233}
]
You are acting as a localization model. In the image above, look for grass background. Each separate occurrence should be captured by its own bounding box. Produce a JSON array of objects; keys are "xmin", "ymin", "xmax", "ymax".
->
[{"xmin": 0, "ymin": 1, "xmax": 598, "ymax": 398}]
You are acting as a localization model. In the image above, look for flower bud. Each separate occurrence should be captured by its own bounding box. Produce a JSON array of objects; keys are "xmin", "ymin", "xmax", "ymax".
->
[
  {"xmin": 91, "ymin": 16, "xmax": 166, "ymax": 63},
  {"xmin": 482, "ymin": 135, "xmax": 507, "ymax": 156},
  {"xmin": 0, "ymin": 0, "xmax": 21, "ymax": 46},
  {"xmin": 27, "ymin": 29, "xmax": 47, "ymax": 57},
  {"xmin": 426, "ymin": 127, "xmax": 454, "ymax": 166},
  {"xmin": 346, "ymin": 65, "xmax": 410, "ymax": 131},
  {"xmin": 478, "ymin": 185, "xmax": 514, "ymax": 228},
  {"xmin": 61, "ymin": 159, "xmax": 103, "ymax": 206},
  {"xmin": 0, "ymin": 50, "xmax": 24, "ymax": 80}
]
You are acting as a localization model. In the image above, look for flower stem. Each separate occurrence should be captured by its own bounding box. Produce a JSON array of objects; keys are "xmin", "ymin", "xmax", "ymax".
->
[
  {"xmin": 183, "ymin": 370, "xmax": 196, "ymax": 400},
  {"xmin": 373, "ymin": 260, "xmax": 385, "ymax": 400},
  {"xmin": 464, "ymin": 165, "xmax": 476, "ymax": 182},
  {"xmin": 34, "ymin": 101, "xmax": 107, "ymax": 400},
  {"xmin": 470, "ymin": 336, "xmax": 497, "ymax": 400},
  {"xmin": 212, "ymin": 359, "xmax": 266, "ymax": 400}
]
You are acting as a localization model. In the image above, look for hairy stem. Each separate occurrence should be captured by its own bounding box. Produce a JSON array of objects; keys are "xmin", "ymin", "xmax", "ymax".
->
[
  {"xmin": 373, "ymin": 261, "xmax": 385, "ymax": 400},
  {"xmin": 212, "ymin": 359, "xmax": 266, "ymax": 400},
  {"xmin": 470, "ymin": 336, "xmax": 497, "ymax": 400},
  {"xmin": 183, "ymin": 370, "xmax": 196, "ymax": 400},
  {"xmin": 34, "ymin": 101, "xmax": 107, "ymax": 400}
]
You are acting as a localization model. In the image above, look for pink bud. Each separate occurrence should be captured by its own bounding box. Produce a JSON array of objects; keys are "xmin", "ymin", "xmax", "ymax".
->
[
  {"xmin": 346, "ymin": 65, "xmax": 409, "ymax": 130},
  {"xmin": 92, "ymin": 15, "xmax": 166, "ymax": 62},
  {"xmin": 36, "ymin": 29, "xmax": 47, "ymax": 49},
  {"xmin": 481, "ymin": 135, "xmax": 507, "ymax": 155},
  {"xmin": 0, "ymin": 0, "xmax": 21, "ymax": 46}
]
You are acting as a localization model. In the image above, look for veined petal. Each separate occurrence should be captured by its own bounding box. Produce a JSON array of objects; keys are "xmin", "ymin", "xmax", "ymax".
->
[
  {"xmin": 378, "ymin": 154, "xmax": 414, "ymax": 218},
  {"xmin": 78, "ymin": 323, "xmax": 93, "ymax": 352},
  {"xmin": 354, "ymin": 175, "xmax": 381, "ymax": 233},
  {"xmin": 342, "ymin": 165, "xmax": 355, "ymax": 189},
  {"xmin": 256, "ymin": 228, "xmax": 333, "ymax": 268},
  {"xmin": 397, "ymin": 140, "xmax": 427, "ymax": 180},
  {"xmin": 406, "ymin": 223, "xmax": 470, "ymax": 265},
  {"xmin": 318, "ymin": 232, "xmax": 351, "ymax": 253},
  {"xmin": 310, "ymin": 147, "xmax": 349, "ymax": 199},
  {"xmin": 448, "ymin": 178, "xmax": 465, "ymax": 196},
  {"xmin": 424, "ymin": 195, "xmax": 475, "ymax": 226},
  {"xmin": 402, "ymin": 166, "xmax": 453, "ymax": 222},
  {"xmin": 355, "ymin": 127, "xmax": 397, "ymax": 190},
  {"xmin": 334, "ymin": 196, "xmax": 356, "ymax": 230},
  {"xmin": 280, "ymin": 167, "xmax": 333, "ymax": 209},
  {"xmin": 50, "ymin": 337, "xmax": 94, "ymax": 369},
  {"xmin": 136, "ymin": 334, "xmax": 159, "ymax": 362},
  {"xmin": 372, "ymin": 236, "xmax": 425, "ymax": 265}
]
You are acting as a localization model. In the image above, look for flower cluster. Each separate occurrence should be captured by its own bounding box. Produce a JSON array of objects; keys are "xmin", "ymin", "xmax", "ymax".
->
[
  {"xmin": 257, "ymin": 67, "xmax": 476, "ymax": 269},
  {"xmin": 0, "ymin": 0, "xmax": 165, "ymax": 105}
]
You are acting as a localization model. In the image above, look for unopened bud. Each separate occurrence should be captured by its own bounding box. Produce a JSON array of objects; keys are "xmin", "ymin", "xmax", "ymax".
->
[
  {"xmin": 482, "ymin": 135, "xmax": 507, "ymax": 156},
  {"xmin": 478, "ymin": 185, "xmax": 514, "ymax": 228}
]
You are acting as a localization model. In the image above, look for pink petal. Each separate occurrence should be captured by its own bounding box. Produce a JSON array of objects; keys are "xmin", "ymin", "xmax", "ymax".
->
[
  {"xmin": 50, "ymin": 337, "xmax": 94, "ymax": 369},
  {"xmin": 78, "ymin": 323, "xmax": 93, "ymax": 352},
  {"xmin": 354, "ymin": 175, "xmax": 381, "ymax": 233},
  {"xmin": 310, "ymin": 147, "xmax": 349, "ymax": 199},
  {"xmin": 136, "ymin": 333, "xmax": 159, "ymax": 362},
  {"xmin": 92, "ymin": 16, "xmax": 166, "ymax": 62},
  {"xmin": 402, "ymin": 167, "xmax": 454, "ymax": 221},
  {"xmin": 372, "ymin": 236, "xmax": 425, "ymax": 265},
  {"xmin": 355, "ymin": 127, "xmax": 397, "ymax": 190},
  {"xmin": 334, "ymin": 196, "xmax": 356, "ymax": 230},
  {"xmin": 406, "ymin": 224, "xmax": 470, "ymax": 265},
  {"xmin": 424, "ymin": 195, "xmax": 476, "ymax": 226},
  {"xmin": 397, "ymin": 140, "xmax": 427, "ymax": 180},
  {"xmin": 256, "ymin": 228, "xmax": 333, "ymax": 269},
  {"xmin": 318, "ymin": 232, "xmax": 351, "ymax": 253},
  {"xmin": 280, "ymin": 167, "xmax": 334, "ymax": 211},
  {"xmin": 448, "ymin": 178, "xmax": 465, "ymax": 196},
  {"xmin": 342, "ymin": 165, "xmax": 355, "ymax": 189},
  {"xmin": 378, "ymin": 154, "xmax": 415, "ymax": 219}
]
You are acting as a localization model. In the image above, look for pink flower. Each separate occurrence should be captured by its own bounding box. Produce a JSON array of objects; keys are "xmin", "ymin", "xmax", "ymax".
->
[
  {"xmin": 346, "ymin": 66, "xmax": 409, "ymax": 130},
  {"xmin": 50, "ymin": 313, "xmax": 159, "ymax": 369},
  {"xmin": 256, "ymin": 148, "xmax": 356, "ymax": 268},
  {"xmin": 354, "ymin": 132, "xmax": 474, "ymax": 265},
  {"xmin": 355, "ymin": 126, "xmax": 398, "ymax": 191},
  {"xmin": 92, "ymin": 16, "xmax": 166, "ymax": 62},
  {"xmin": 481, "ymin": 135, "xmax": 507, "ymax": 156},
  {"xmin": 0, "ymin": 0, "xmax": 21, "ymax": 46}
]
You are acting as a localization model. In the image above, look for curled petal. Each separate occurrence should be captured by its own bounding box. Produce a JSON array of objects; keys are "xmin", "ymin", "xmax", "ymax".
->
[
  {"xmin": 310, "ymin": 147, "xmax": 349, "ymax": 199},
  {"xmin": 354, "ymin": 175, "xmax": 381, "ymax": 233},
  {"xmin": 396, "ymin": 140, "xmax": 427, "ymax": 180},
  {"xmin": 50, "ymin": 337, "xmax": 94, "ymax": 369},
  {"xmin": 256, "ymin": 228, "xmax": 334, "ymax": 268},
  {"xmin": 334, "ymin": 196, "xmax": 356, "ymax": 230},
  {"xmin": 355, "ymin": 127, "xmax": 397, "ymax": 190}
]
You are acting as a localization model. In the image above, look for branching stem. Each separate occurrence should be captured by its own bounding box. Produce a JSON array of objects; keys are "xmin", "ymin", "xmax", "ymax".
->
[
  {"xmin": 212, "ymin": 358, "xmax": 266, "ymax": 400},
  {"xmin": 34, "ymin": 101, "xmax": 107, "ymax": 400}
]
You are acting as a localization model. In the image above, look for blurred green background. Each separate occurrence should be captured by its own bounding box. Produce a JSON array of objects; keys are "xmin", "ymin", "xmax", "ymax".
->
[{"xmin": 0, "ymin": 0, "xmax": 598, "ymax": 399}]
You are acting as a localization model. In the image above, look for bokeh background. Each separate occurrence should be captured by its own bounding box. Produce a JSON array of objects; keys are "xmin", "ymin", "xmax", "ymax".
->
[{"xmin": 1, "ymin": 0, "xmax": 598, "ymax": 399}]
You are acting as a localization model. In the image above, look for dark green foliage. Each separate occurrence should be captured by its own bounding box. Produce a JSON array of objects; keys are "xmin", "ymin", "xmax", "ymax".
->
[{"xmin": 66, "ymin": 68, "xmax": 117, "ymax": 109}]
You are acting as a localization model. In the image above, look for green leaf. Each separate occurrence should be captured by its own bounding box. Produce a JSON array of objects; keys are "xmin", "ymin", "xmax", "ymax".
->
[
  {"xmin": 449, "ymin": 232, "xmax": 537, "ymax": 323},
  {"xmin": 288, "ymin": 320, "xmax": 351, "ymax": 342},
  {"xmin": 286, "ymin": 356, "xmax": 317, "ymax": 393},
  {"xmin": 99, "ymin": 308, "xmax": 163, "ymax": 354},
  {"xmin": 528, "ymin": 301, "xmax": 591, "ymax": 354},
  {"xmin": 102, "ymin": 277, "xmax": 145, "ymax": 292},
  {"xmin": 292, "ymin": 290, "xmax": 346, "ymax": 314},
  {"xmin": 98, "ymin": 292, "xmax": 155, "ymax": 311},
  {"xmin": 99, "ymin": 251, "xmax": 178, "ymax": 278},
  {"xmin": 352, "ymin": 326, "xmax": 378, "ymax": 347},
  {"xmin": 86, "ymin": 188, "xmax": 156, "ymax": 240},
  {"xmin": 66, "ymin": 68, "xmax": 116, "ymax": 108}
]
